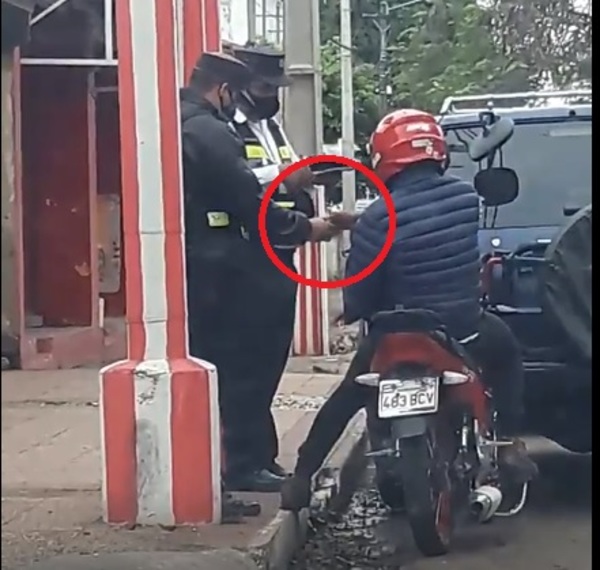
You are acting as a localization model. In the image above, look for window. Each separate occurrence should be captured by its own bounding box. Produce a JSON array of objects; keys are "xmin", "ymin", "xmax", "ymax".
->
[{"xmin": 445, "ymin": 120, "xmax": 592, "ymax": 228}]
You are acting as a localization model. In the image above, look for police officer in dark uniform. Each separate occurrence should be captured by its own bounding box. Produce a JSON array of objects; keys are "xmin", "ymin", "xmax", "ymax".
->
[
  {"xmin": 180, "ymin": 52, "xmax": 338, "ymax": 492},
  {"xmin": 230, "ymin": 45, "xmax": 320, "ymax": 479}
]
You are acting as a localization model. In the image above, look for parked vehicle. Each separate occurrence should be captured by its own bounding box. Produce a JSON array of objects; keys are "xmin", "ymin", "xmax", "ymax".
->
[
  {"xmin": 439, "ymin": 90, "xmax": 591, "ymax": 256},
  {"xmin": 439, "ymin": 90, "xmax": 592, "ymax": 453}
]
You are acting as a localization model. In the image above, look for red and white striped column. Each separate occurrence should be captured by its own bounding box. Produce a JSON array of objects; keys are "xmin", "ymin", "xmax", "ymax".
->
[
  {"xmin": 293, "ymin": 186, "xmax": 330, "ymax": 356},
  {"xmin": 99, "ymin": 0, "xmax": 221, "ymax": 527},
  {"xmin": 178, "ymin": 0, "xmax": 221, "ymax": 81}
]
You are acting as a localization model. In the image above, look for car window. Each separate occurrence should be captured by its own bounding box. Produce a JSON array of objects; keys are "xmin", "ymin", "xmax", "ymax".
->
[{"xmin": 445, "ymin": 121, "xmax": 592, "ymax": 228}]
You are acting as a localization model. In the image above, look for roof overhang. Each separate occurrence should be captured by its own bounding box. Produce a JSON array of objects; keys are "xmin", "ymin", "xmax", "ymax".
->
[{"xmin": 2, "ymin": 0, "xmax": 38, "ymax": 52}]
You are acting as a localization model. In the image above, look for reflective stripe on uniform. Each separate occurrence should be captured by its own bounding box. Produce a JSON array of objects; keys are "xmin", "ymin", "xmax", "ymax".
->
[
  {"xmin": 278, "ymin": 146, "xmax": 292, "ymax": 161},
  {"xmin": 206, "ymin": 211, "xmax": 230, "ymax": 227},
  {"xmin": 246, "ymin": 144, "xmax": 268, "ymax": 160},
  {"xmin": 274, "ymin": 201, "xmax": 295, "ymax": 209}
]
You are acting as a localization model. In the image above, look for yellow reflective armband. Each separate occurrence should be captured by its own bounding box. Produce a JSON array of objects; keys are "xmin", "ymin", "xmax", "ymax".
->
[
  {"xmin": 206, "ymin": 211, "xmax": 230, "ymax": 227},
  {"xmin": 278, "ymin": 146, "xmax": 292, "ymax": 161},
  {"xmin": 246, "ymin": 145, "xmax": 267, "ymax": 160}
]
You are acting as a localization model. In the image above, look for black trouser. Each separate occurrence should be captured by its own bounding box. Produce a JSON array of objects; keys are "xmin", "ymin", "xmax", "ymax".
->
[
  {"xmin": 294, "ymin": 311, "xmax": 524, "ymax": 478},
  {"xmin": 254, "ymin": 284, "xmax": 297, "ymax": 469},
  {"xmin": 255, "ymin": 249, "xmax": 298, "ymax": 469},
  {"xmin": 187, "ymin": 252, "xmax": 296, "ymax": 477}
]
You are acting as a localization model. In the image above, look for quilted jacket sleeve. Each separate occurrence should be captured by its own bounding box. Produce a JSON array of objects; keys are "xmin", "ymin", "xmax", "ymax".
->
[{"xmin": 342, "ymin": 205, "xmax": 388, "ymax": 324}]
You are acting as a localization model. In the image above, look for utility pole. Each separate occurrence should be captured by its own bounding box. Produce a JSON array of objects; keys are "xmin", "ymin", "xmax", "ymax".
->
[
  {"xmin": 340, "ymin": 0, "xmax": 356, "ymax": 230},
  {"xmin": 283, "ymin": 0, "xmax": 322, "ymax": 156},
  {"xmin": 247, "ymin": 0, "xmax": 256, "ymax": 42},
  {"xmin": 363, "ymin": 0, "xmax": 425, "ymax": 115}
]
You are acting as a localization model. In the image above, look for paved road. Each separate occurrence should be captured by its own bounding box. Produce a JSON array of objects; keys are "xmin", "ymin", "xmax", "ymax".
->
[{"xmin": 296, "ymin": 438, "xmax": 591, "ymax": 570}]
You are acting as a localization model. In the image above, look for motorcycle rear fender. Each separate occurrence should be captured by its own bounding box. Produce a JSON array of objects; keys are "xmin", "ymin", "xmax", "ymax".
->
[{"xmin": 390, "ymin": 415, "xmax": 430, "ymax": 440}]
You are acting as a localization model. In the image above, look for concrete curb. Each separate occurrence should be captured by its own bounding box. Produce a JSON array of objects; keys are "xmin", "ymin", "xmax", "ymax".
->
[
  {"xmin": 18, "ymin": 549, "xmax": 259, "ymax": 570},
  {"xmin": 247, "ymin": 412, "xmax": 368, "ymax": 570}
]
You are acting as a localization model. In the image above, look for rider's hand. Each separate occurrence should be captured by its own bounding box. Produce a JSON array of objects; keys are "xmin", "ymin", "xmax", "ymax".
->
[
  {"xmin": 327, "ymin": 211, "xmax": 359, "ymax": 231},
  {"xmin": 281, "ymin": 163, "xmax": 315, "ymax": 192},
  {"xmin": 309, "ymin": 218, "xmax": 340, "ymax": 242}
]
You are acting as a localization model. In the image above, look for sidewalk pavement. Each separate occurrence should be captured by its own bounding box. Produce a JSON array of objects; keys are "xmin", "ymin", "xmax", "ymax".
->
[{"xmin": 1, "ymin": 361, "xmax": 366, "ymax": 570}]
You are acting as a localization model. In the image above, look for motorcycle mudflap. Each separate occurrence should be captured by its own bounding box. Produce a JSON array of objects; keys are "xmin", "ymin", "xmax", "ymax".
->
[{"xmin": 390, "ymin": 415, "xmax": 429, "ymax": 439}]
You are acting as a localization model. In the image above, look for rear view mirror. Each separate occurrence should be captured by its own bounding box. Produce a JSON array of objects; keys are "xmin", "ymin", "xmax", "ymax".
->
[
  {"xmin": 474, "ymin": 167, "xmax": 519, "ymax": 207},
  {"xmin": 469, "ymin": 117, "xmax": 515, "ymax": 162}
]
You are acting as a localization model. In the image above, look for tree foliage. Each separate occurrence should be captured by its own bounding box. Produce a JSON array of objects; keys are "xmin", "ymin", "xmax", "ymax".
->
[
  {"xmin": 387, "ymin": 0, "xmax": 531, "ymax": 112},
  {"xmin": 320, "ymin": 0, "xmax": 592, "ymax": 144},
  {"xmin": 487, "ymin": 0, "xmax": 592, "ymax": 88},
  {"xmin": 321, "ymin": 38, "xmax": 381, "ymax": 144}
]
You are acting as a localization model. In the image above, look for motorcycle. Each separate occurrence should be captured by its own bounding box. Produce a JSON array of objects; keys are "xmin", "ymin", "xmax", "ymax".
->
[{"xmin": 357, "ymin": 308, "xmax": 528, "ymax": 557}]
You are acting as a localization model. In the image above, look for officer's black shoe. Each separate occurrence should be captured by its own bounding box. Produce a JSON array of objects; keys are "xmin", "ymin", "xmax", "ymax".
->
[
  {"xmin": 268, "ymin": 461, "xmax": 289, "ymax": 478},
  {"xmin": 225, "ymin": 469, "xmax": 286, "ymax": 493}
]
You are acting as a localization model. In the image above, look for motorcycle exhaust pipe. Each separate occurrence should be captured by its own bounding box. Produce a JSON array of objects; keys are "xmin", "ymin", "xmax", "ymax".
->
[{"xmin": 469, "ymin": 485, "xmax": 503, "ymax": 523}]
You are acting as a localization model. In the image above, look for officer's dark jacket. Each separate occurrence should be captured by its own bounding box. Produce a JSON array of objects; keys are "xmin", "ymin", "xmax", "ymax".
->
[
  {"xmin": 179, "ymin": 88, "xmax": 311, "ymax": 260},
  {"xmin": 343, "ymin": 164, "xmax": 481, "ymax": 340}
]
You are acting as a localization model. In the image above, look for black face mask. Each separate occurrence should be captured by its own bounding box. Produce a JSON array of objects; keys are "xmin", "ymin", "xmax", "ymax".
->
[
  {"xmin": 240, "ymin": 90, "xmax": 280, "ymax": 120},
  {"xmin": 218, "ymin": 87, "xmax": 236, "ymax": 121}
]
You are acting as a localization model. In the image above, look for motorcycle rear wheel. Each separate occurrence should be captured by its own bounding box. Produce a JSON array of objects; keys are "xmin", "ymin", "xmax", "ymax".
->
[
  {"xmin": 374, "ymin": 458, "xmax": 405, "ymax": 512},
  {"xmin": 398, "ymin": 430, "xmax": 455, "ymax": 557}
]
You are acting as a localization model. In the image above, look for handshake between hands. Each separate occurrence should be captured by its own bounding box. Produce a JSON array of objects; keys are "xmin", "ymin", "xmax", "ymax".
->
[{"xmin": 309, "ymin": 211, "xmax": 359, "ymax": 243}]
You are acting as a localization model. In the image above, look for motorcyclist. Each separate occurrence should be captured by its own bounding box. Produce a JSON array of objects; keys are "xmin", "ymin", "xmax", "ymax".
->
[{"xmin": 281, "ymin": 109, "xmax": 539, "ymax": 511}]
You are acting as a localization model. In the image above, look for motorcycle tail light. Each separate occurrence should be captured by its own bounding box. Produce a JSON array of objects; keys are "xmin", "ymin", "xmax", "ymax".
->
[
  {"xmin": 354, "ymin": 372, "xmax": 381, "ymax": 387},
  {"xmin": 442, "ymin": 371, "xmax": 470, "ymax": 385}
]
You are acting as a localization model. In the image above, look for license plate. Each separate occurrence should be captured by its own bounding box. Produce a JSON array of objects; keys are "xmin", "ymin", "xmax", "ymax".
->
[{"xmin": 377, "ymin": 377, "xmax": 439, "ymax": 419}]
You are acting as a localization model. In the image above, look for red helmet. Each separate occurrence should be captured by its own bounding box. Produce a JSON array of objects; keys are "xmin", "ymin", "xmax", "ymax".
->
[{"xmin": 370, "ymin": 109, "xmax": 447, "ymax": 182}]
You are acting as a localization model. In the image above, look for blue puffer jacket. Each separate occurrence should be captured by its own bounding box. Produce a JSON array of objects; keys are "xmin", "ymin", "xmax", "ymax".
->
[{"xmin": 343, "ymin": 164, "xmax": 481, "ymax": 340}]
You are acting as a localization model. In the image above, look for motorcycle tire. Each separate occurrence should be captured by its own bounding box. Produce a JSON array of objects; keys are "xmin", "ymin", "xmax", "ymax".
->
[
  {"xmin": 398, "ymin": 430, "xmax": 455, "ymax": 557},
  {"xmin": 374, "ymin": 459, "xmax": 405, "ymax": 513}
]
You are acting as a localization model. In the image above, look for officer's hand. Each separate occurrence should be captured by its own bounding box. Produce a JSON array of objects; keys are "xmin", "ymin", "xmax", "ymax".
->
[
  {"xmin": 281, "ymin": 164, "xmax": 315, "ymax": 192},
  {"xmin": 327, "ymin": 211, "xmax": 359, "ymax": 231},
  {"xmin": 309, "ymin": 218, "xmax": 340, "ymax": 242}
]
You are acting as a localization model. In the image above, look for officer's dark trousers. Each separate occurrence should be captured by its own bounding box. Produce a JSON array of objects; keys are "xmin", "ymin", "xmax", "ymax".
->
[
  {"xmin": 255, "ymin": 283, "xmax": 297, "ymax": 470},
  {"xmin": 294, "ymin": 311, "xmax": 524, "ymax": 478},
  {"xmin": 253, "ymin": 250, "xmax": 299, "ymax": 470},
  {"xmin": 187, "ymin": 254, "xmax": 296, "ymax": 478}
]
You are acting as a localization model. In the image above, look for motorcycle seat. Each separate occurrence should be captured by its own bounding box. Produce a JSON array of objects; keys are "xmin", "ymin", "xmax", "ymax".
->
[
  {"xmin": 370, "ymin": 308, "xmax": 479, "ymax": 373},
  {"xmin": 370, "ymin": 308, "xmax": 444, "ymax": 334}
]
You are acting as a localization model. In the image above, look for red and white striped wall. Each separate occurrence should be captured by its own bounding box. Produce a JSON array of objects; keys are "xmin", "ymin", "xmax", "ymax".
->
[
  {"xmin": 100, "ymin": 0, "xmax": 222, "ymax": 526},
  {"xmin": 293, "ymin": 186, "xmax": 330, "ymax": 356}
]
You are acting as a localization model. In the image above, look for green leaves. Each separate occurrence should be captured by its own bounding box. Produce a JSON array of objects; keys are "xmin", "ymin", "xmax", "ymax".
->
[
  {"xmin": 319, "ymin": 0, "xmax": 591, "ymax": 144},
  {"xmin": 320, "ymin": 38, "xmax": 380, "ymax": 145}
]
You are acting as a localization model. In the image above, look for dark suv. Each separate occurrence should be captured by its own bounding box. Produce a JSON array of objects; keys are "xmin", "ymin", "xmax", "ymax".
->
[{"xmin": 438, "ymin": 91, "xmax": 592, "ymax": 453}]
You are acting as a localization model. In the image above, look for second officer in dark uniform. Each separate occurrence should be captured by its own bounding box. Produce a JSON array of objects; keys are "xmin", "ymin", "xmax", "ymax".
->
[
  {"xmin": 180, "ymin": 52, "xmax": 337, "ymax": 492},
  {"xmin": 230, "ymin": 45, "xmax": 318, "ymax": 479}
]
